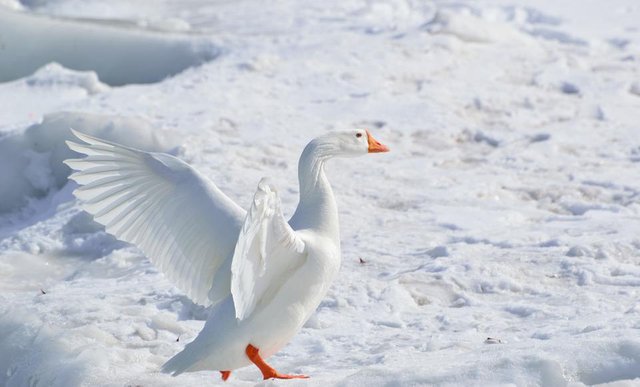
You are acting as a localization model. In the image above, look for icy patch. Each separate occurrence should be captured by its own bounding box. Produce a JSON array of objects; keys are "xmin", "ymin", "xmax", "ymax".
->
[
  {"xmin": 0, "ymin": 7, "xmax": 220, "ymax": 86},
  {"xmin": 0, "ymin": 112, "xmax": 176, "ymax": 214}
]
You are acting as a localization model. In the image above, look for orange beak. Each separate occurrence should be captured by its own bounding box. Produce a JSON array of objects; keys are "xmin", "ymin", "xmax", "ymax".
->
[{"xmin": 366, "ymin": 130, "xmax": 390, "ymax": 153}]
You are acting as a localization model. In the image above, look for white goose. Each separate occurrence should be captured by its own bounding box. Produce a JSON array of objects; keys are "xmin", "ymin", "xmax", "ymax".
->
[{"xmin": 64, "ymin": 129, "xmax": 389, "ymax": 381}]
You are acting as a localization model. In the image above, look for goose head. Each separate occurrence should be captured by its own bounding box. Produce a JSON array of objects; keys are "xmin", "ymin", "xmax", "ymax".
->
[
  {"xmin": 293, "ymin": 128, "xmax": 389, "ymax": 232},
  {"xmin": 312, "ymin": 129, "xmax": 390, "ymax": 158}
]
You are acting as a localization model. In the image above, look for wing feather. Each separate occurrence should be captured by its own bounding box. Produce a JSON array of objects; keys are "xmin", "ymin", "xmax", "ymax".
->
[
  {"xmin": 65, "ymin": 129, "xmax": 245, "ymax": 306},
  {"xmin": 230, "ymin": 178, "xmax": 305, "ymax": 320}
]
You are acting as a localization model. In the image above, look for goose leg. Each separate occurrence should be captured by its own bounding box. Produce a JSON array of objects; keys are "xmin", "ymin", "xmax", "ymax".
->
[
  {"xmin": 245, "ymin": 344, "xmax": 309, "ymax": 380},
  {"xmin": 220, "ymin": 370, "xmax": 231, "ymax": 381}
]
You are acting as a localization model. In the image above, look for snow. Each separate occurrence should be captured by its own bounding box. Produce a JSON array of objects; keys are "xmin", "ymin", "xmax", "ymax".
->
[
  {"xmin": 0, "ymin": 111, "xmax": 174, "ymax": 215},
  {"xmin": 0, "ymin": 7, "xmax": 219, "ymax": 85},
  {"xmin": 1, "ymin": 0, "xmax": 639, "ymax": 386}
]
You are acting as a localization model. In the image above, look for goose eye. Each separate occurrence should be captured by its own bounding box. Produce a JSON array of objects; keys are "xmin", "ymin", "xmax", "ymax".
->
[{"xmin": 356, "ymin": 133, "xmax": 363, "ymax": 138}]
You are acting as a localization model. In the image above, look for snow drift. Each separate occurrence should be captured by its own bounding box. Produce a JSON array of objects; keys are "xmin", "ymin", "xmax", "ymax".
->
[
  {"xmin": 0, "ymin": 112, "xmax": 175, "ymax": 214},
  {"xmin": 0, "ymin": 7, "xmax": 220, "ymax": 86}
]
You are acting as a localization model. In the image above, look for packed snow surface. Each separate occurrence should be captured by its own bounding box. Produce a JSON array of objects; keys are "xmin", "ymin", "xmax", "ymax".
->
[{"xmin": 1, "ymin": 0, "xmax": 639, "ymax": 386}]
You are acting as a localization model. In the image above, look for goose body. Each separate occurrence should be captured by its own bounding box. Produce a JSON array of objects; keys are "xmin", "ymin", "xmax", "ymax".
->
[
  {"xmin": 64, "ymin": 129, "xmax": 389, "ymax": 380},
  {"xmin": 164, "ymin": 229, "xmax": 339, "ymax": 373}
]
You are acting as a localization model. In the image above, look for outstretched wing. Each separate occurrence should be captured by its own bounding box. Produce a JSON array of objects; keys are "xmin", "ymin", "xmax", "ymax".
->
[
  {"xmin": 64, "ymin": 129, "xmax": 245, "ymax": 306},
  {"xmin": 231, "ymin": 178, "xmax": 306, "ymax": 320}
]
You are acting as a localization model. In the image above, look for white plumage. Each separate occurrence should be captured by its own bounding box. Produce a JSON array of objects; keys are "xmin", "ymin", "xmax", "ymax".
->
[
  {"xmin": 231, "ymin": 178, "xmax": 305, "ymax": 321},
  {"xmin": 64, "ymin": 128, "xmax": 389, "ymax": 380},
  {"xmin": 65, "ymin": 130, "xmax": 245, "ymax": 306}
]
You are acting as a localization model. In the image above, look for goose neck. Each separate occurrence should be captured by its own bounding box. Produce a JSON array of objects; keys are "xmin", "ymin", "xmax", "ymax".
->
[
  {"xmin": 290, "ymin": 140, "xmax": 339, "ymax": 237},
  {"xmin": 298, "ymin": 140, "xmax": 332, "ymax": 197}
]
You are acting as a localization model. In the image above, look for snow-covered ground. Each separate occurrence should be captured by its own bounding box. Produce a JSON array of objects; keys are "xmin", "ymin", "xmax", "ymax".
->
[{"xmin": 1, "ymin": 0, "xmax": 639, "ymax": 386}]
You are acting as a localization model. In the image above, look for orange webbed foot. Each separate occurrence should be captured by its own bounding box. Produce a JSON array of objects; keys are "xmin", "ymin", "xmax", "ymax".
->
[
  {"xmin": 245, "ymin": 344, "xmax": 310, "ymax": 380},
  {"xmin": 220, "ymin": 370, "xmax": 231, "ymax": 381},
  {"xmin": 266, "ymin": 372, "xmax": 309, "ymax": 380}
]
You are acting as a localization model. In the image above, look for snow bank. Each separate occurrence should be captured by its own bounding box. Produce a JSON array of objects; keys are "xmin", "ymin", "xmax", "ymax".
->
[
  {"xmin": 0, "ymin": 7, "xmax": 220, "ymax": 86},
  {"xmin": 0, "ymin": 112, "xmax": 176, "ymax": 214}
]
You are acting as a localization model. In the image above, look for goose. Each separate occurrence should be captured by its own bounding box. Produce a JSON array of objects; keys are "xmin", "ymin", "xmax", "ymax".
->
[{"xmin": 64, "ymin": 128, "xmax": 389, "ymax": 381}]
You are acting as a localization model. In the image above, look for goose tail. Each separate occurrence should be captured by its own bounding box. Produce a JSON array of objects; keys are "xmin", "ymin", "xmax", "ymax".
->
[{"xmin": 161, "ymin": 347, "xmax": 198, "ymax": 376}]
